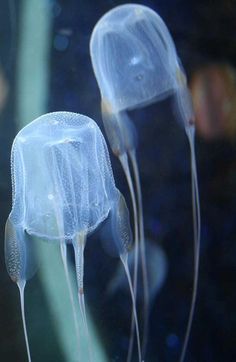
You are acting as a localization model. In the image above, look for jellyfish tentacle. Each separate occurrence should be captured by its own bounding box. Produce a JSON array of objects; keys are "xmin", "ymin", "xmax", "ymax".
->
[
  {"xmin": 18, "ymin": 280, "xmax": 31, "ymax": 362},
  {"xmin": 101, "ymin": 107, "xmax": 139, "ymax": 273},
  {"xmin": 118, "ymin": 152, "xmax": 139, "ymax": 292},
  {"xmin": 179, "ymin": 127, "xmax": 201, "ymax": 362},
  {"xmin": 111, "ymin": 192, "xmax": 142, "ymax": 362},
  {"xmin": 121, "ymin": 255, "xmax": 143, "ymax": 362},
  {"xmin": 73, "ymin": 232, "xmax": 93, "ymax": 362},
  {"xmin": 102, "ymin": 105, "xmax": 140, "ymax": 362},
  {"xmin": 175, "ymin": 69, "xmax": 202, "ymax": 362},
  {"xmin": 118, "ymin": 111, "xmax": 149, "ymax": 360},
  {"xmin": 189, "ymin": 130, "xmax": 201, "ymax": 253},
  {"xmin": 176, "ymin": 77, "xmax": 201, "ymax": 362},
  {"xmin": 50, "ymin": 183, "xmax": 81, "ymax": 350},
  {"xmin": 60, "ymin": 243, "xmax": 81, "ymax": 348},
  {"xmin": 119, "ymin": 153, "xmax": 140, "ymax": 361},
  {"xmin": 129, "ymin": 148, "xmax": 149, "ymax": 356}
]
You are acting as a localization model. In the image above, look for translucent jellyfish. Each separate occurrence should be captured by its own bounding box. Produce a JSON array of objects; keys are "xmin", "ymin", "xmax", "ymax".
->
[
  {"xmin": 4, "ymin": 218, "xmax": 37, "ymax": 362},
  {"xmin": 90, "ymin": 7, "xmax": 149, "ymax": 360},
  {"xmin": 90, "ymin": 4, "xmax": 200, "ymax": 362},
  {"xmin": 7, "ymin": 111, "xmax": 142, "ymax": 362}
]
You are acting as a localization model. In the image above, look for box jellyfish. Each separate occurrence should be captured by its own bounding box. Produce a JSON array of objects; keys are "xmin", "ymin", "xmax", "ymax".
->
[
  {"xmin": 8, "ymin": 111, "xmax": 142, "ymax": 362},
  {"xmin": 90, "ymin": 4, "xmax": 200, "ymax": 362},
  {"xmin": 90, "ymin": 9, "xmax": 149, "ymax": 361},
  {"xmin": 4, "ymin": 218, "xmax": 37, "ymax": 362}
]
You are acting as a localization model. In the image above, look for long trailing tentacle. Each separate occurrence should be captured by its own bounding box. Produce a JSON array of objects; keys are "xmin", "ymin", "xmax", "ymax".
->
[
  {"xmin": 121, "ymin": 254, "xmax": 142, "ymax": 362},
  {"xmin": 18, "ymin": 280, "xmax": 32, "ymax": 362},
  {"xmin": 73, "ymin": 233, "xmax": 93, "ymax": 362},
  {"xmin": 119, "ymin": 111, "xmax": 149, "ymax": 360},
  {"xmin": 129, "ymin": 149, "xmax": 149, "ymax": 358},
  {"xmin": 60, "ymin": 243, "xmax": 81, "ymax": 349},
  {"xmin": 102, "ymin": 104, "xmax": 143, "ymax": 361},
  {"xmin": 180, "ymin": 128, "xmax": 201, "ymax": 362},
  {"xmin": 110, "ymin": 193, "xmax": 142, "ymax": 362},
  {"xmin": 119, "ymin": 153, "xmax": 140, "ymax": 362},
  {"xmin": 51, "ymin": 189, "xmax": 81, "ymax": 351}
]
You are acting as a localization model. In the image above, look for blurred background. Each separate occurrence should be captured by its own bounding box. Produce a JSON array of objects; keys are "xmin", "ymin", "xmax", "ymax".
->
[{"xmin": 0, "ymin": 0, "xmax": 236, "ymax": 361}]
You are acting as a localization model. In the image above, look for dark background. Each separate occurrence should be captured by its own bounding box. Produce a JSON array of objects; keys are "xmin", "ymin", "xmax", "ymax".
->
[{"xmin": 0, "ymin": 0, "xmax": 236, "ymax": 361}]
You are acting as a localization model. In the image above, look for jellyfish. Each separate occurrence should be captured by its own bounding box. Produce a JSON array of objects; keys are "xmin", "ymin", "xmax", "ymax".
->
[
  {"xmin": 7, "ymin": 111, "xmax": 142, "ymax": 362},
  {"xmin": 90, "ymin": 8, "xmax": 149, "ymax": 361},
  {"xmin": 4, "ymin": 218, "xmax": 37, "ymax": 362},
  {"xmin": 90, "ymin": 4, "xmax": 201, "ymax": 362}
]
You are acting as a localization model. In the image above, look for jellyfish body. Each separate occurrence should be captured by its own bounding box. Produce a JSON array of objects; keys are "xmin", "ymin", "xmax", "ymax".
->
[
  {"xmin": 90, "ymin": 4, "xmax": 181, "ymax": 113},
  {"xmin": 8, "ymin": 111, "xmax": 142, "ymax": 362},
  {"xmin": 10, "ymin": 112, "xmax": 114, "ymax": 239},
  {"xmin": 90, "ymin": 4, "xmax": 200, "ymax": 362}
]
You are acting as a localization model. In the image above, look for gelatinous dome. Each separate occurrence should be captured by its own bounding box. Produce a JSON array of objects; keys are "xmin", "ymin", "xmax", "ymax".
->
[
  {"xmin": 10, "ymin": 111, "xmax": 117, "ymax": 240},
  {"xmin": 90, "ymin": 3, "xmax": 180, "ymax": 113}
]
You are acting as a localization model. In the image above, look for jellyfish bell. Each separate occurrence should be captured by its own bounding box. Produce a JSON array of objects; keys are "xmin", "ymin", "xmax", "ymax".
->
[
  {"xmin": 10, "ymin": 112, "xmax": 117, "ymax": 241},
  {"xmin": 90, "ymin": 3, "xmax": 182, "ymax": 115}
]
